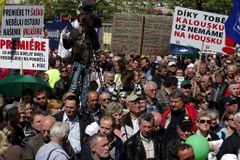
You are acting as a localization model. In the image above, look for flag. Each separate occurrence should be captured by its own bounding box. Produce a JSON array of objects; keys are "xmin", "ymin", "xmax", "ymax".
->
[
  {"xmin": 225, "ymin": 0, "xmax": 240, "ymax": 44},
  {"xmin": 0, "ymin": 0, "xmax": 5, "ymax": 25}
]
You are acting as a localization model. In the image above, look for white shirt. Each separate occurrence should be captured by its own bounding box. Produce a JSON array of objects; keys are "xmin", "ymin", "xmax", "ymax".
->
[
  {"xmin": 140, "ymin": 133, "xmax": 155, "ymax": 159},
  {"xmin": 131, "ymin": 118, "xmax": 139, "ymax": 134},
  {"xmin": 63, "ymin": 113, "xmax": 81, "ymax": 153}
]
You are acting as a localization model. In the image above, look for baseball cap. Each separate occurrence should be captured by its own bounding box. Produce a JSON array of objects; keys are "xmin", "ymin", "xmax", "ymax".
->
[
  {"xmin": 179, "ymin": 116, "xmax": 193, "ymax": 132},
  {"xmin": 223, "ymin": 96, "xmax": 238, "ymax": 106},
  {"xmin": 181, "ymin": 80, "xmax": 192, "ymax": 88},
  {"xmin": 126, "ymin": 93, "xmax": 139, "ymax": 102},
  {"xmin": 168, "ymin": 61, "xmax": 176, "ymax": 67}
]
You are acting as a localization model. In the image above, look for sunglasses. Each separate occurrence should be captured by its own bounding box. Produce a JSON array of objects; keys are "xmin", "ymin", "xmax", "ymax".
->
[
  {"xmin": 102, "ymin": 98, "xmax": 111, "ymax": 102},
  {"xmin": 36, "ymin": 96, "xmax": 46, "ymax": 100},
  {"xmin": 182, "ymin": 86, "xmax": 191, "ymax": 89},
  {"xmin": 228, "ymin": 118, "xmax": 234, "ymax": 121},
  {"xmin": 61, "ymin": 70, "xmax": 68, "ymax": 73},
  {"xmin": 199, "ymin": 119, "xmax": 211, "ymax": 125}
]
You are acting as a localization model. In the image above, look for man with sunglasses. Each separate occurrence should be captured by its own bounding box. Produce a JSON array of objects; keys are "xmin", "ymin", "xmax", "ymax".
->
[{"xmin": 99, "ymin": 91, "xmax": 111, "ymax": 113}]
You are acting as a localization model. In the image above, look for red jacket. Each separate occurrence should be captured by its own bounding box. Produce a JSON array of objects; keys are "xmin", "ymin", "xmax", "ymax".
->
[{"xmin": 161, "ymin": 104, "xmax": 198, "ymax": 132}]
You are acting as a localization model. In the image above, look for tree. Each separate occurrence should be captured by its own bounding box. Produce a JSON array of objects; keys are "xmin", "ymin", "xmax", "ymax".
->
[{"xmin": 164, "ymin": 0, "xmax": 233, "ymax": 15}]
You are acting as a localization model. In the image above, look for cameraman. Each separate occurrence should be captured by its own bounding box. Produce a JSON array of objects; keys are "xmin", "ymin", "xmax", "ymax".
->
[{"xmin": 62, "ymin": 11, "xmax": 100, "ymax": 107}]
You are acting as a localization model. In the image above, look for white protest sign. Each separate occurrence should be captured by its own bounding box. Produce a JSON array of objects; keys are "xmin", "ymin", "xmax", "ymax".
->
[
  {"xmin": 0, "ymin": 38, "xmax": 49, "ymax": 70},
  {"xmin": 1, "ymin": 5, "xmax": 44, "ymax": 38},
  {"xmin": 170, "ymin": 7, "xmax": 228, "ymax": 53}
]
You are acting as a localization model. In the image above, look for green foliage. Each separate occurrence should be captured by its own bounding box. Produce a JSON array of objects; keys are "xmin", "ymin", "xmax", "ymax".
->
[{"xmin": 164, "ymin": 0, "xmax": 233, "ymax": 15}]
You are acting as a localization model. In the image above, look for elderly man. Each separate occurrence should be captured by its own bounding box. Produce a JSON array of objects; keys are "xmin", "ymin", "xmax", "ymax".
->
[
  {"xmin": 217, "ymin": 112, "xmax": 240, "ymax": 159},
  {"xmin": 99, "ymin": 91, "xmax": 111, "ymax": 112},
  {"xmin": 152, "ymin": 111, "xmax": 162, "ymax": 134},
  {"xmin": 97, "ymin": 71, "xmax": 116, "ymax": 94},
  {"xmin": 81, "ymin": 133, "xmax": 110, "ymax": 160},
  {"xmin": 121, "ymin": 93, "xmax": 142, "ymax": 142},
  {"xmin": 161, "ymin": 89, "xmax": 198, "ymax": 145},
  {"xmin": 23, "ymin": 115, "xmax": 56, "ymax": 160},
  {"xmin": 35, "ymin": 122, "xmax": 70, "ymax": 160},
  {"xmin": 81, "ymin": 115, "xmax": 124, "ymax": 160},
  {"xmin": 124, "ymin": 112, "xmax": 162, "ymax": 160},
  {"xmin": 144, "ymin": 81, "xmax": 163, "ymax": 113}
]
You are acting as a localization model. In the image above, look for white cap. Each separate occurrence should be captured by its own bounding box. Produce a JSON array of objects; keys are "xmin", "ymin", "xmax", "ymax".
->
[{"xmin": 85, "ymin": 122, "xmax": 100, "ymax": 136}]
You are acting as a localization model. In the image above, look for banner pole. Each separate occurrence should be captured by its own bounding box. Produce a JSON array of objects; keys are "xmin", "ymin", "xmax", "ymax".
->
[
  {"xmin": 193, "ymin": 42, "xmax": 204, "ymax": 97},
  {"xmin": 139, "ymin": 16, "xmax": 145, "ymax": 58}
]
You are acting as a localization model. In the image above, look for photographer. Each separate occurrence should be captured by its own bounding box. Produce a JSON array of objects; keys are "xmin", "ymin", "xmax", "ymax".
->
[{"xmin": 62, "ymin": 5, "xmax": 101, "ymax": 107}]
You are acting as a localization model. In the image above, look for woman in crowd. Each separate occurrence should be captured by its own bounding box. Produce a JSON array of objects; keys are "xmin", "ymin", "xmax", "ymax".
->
[
  {"xmin": 217, "ymin": 113, "xmax": 235, "ymax": 139},
  {"xmin": 105, "ymin": 102, "xmax": 123, "ymax": 138},
  {"xmin": 47, "ymin": 99, "xmax": 62, "ymax": 115}
]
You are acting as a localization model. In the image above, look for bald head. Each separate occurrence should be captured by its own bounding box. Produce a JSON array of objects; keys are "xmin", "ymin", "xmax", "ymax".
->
[
  {"xmin": 41, "ymin": 116, "xmax": 56, "ymax": 141},
  {"xmin": 152, "ymin": 112, "xmax": 162, "ymax": 132}
]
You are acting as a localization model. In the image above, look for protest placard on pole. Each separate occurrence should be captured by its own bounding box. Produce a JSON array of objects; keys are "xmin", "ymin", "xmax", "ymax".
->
[
  {"xmin": 170, "ymin": 7, "xmax": 227, "ymax": 54},
  {"xmin": 1, "ymin": 5, "xmax": 44, "ymax": 38},
  {"xmin": 0, "ymin": 38, "xmax": 49, "ymax": 70}
]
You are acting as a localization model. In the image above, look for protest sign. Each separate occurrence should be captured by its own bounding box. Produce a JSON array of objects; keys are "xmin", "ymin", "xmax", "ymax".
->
[
  {"xmin": 1, "ymin": 5, "xmax": 44, "ymax": 38},
  {"xmin": 44, "ymin": 21, "xmax": 73, "ymax": 49},
  {"xmin": 0, "ymin": 38, "xmax": 49, "ymax": 70},
  {"xmin": 170, "ymin": 7, "xmax": 227, "ymax": 54},
  {"xmin": 103, "ymin": 32, "xmax": 112, "ymax": 45},
  {"xmin": 111, "ymin": 13, "xmax": 172, "ymax": 55}
]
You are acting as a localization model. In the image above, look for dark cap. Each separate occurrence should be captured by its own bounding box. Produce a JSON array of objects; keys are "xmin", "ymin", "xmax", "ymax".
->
[
  {"xmin": 223, "ymin": 96, "xmax": 238, "ymax": 106},
  {"xmin": 181, "ymin": 80, "xmax": 192, "ymax": 88},
  {"xmin": 179, "ymin": 116, "xmax": 193, "ymax": 131}
]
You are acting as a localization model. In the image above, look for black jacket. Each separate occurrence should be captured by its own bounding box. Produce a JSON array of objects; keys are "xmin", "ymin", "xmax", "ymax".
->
[
  {"xmin": 124, "ymin": 131, "xmax": 162, "ymax": 160},
  {"xmin": 53, "ymin": 111, "xmax": 92, "ymax": 146},
  {"xmin": 216, "ymin": 131, "xmax": 240, "ymax": 159}
]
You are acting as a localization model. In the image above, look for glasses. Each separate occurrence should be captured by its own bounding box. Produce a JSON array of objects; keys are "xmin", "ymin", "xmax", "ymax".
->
[
  {"xmin": 36, "ymin": 96, "xmax": 46, "ymax": 100},
  {"xmin": 61, "ymin": 70, "xmax": 68, "ymax": 73},
  {"xmin": 199, "ymin": 119, "xmax": 211, "ymax": 125},
  {"xmin": 182, "ymin": 86, "xmax": 191, "ymax": 89},
  {"xmin": 102, "ymin": 98, "xmax": 111, "ymax": 102},
  {"xmin": 228, "ymin": 118, "xmax": 234, "ymax": 121}
]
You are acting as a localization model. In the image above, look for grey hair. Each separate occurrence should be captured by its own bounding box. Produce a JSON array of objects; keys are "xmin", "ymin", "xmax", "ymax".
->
[
  {"xmin": 89, "ymin": 133, "xmax": 107, "ymax": 146},
  {"xmin": 50, "ymin": 122, "xmax": 70, "ymax": 140},
  {"xmin": 169, "ymin": 89, "xmax": 185, "ymax": 102},
  {"xmin": 233, "ymin": 112, "xmax": 240, "ymax": 123},
  {"xmin": 105, "ymin": 102, "xmax": 123, "ymax": 115},
  {"xmin": 138, "ymin": 112, "xmax": 155, "ymax": 126},
  {"xmin": 143, "ymin": 81, "xmax": 157, "ymax": 92},
  {"xmin": 208, "ymin": 109, "xmax": 220, "ymax": 119}
]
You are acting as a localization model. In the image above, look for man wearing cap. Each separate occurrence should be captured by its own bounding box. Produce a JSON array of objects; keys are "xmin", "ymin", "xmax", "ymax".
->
[
  {"xmin": 180, "ymin": 80, "xmax": 192, "ymax": 98},
  {"xmin": 121, "ymin": 93, "xmax": 142, "ymax": 142},
  {"xmin": 161, "ymin": 89, "xmax": 198, "ymax": 145},
  {"xmin": 163, "ymin": 116, "xmax": 194, "ymax": 159},
  {"xmin": 168, "ymin": 61, "xmax": 177, "ymax": 76}
]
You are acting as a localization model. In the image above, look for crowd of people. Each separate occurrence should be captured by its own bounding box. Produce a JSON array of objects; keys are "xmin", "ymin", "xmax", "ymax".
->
[
  {"xmin": 0, "ymin": 50, "xmax": 240, "ymax": 160},
  {"xmin": 0, "ymin": 3, "xmax": 240, "ymax": 159}
]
